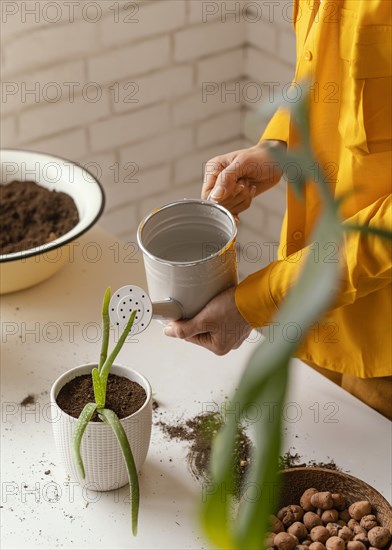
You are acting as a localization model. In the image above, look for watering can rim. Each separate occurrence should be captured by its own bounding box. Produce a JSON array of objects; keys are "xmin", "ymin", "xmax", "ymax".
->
[{"xmin": 136, "ymin": 198, "xmax": 237, "ymax": 268}]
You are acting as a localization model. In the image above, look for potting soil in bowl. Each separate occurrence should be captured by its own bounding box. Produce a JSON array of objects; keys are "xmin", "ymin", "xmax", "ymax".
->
[{"xmin": 0, "ymin": 180, "xmax": 79, "ymax": 254}]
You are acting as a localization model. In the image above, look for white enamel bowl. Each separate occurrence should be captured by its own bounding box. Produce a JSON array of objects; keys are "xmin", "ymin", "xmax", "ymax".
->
[{"xmin": 0, "ymin": 149, "xmax": 105, "ymax": 294}]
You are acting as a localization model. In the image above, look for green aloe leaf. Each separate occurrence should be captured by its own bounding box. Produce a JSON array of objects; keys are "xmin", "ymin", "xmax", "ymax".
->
[
  {"xmin": 98, "ymin": 287, "xmax": 111, "ymax": 374},
  {"xmin": 72, "ymin": 402, "xmax": 98, "ymax": 479},
  {"xmin": 98, "ymin": 408, "xmax": 139, "ymax": 536},
  {"xmin": 99, "ymin": 310, "xmax": 137, "ymax": 396}
]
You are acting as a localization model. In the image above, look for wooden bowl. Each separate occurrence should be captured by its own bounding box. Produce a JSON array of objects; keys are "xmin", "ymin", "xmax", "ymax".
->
[{"xmin": 279, "ymin": 468, "xmax": 392, "ymax": 535}]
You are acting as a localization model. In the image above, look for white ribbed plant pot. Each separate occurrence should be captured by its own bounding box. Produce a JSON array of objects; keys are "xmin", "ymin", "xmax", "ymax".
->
[{"xmin": 50, "ymin": 363, "xmax": 152, "ymax": 491}]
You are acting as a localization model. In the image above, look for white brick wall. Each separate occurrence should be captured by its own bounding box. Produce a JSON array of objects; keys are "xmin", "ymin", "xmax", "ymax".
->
[
  {"xmin": 19, "ymin": 91, "xmax": 111, "ymax": 142},
  {"xmin": 187, "ymin": 0, "xmax": 240, "ymax": 25},
  {"xmin": 1, "ymin": 116, "xmax": 17, "ymax": 147},
  {"xmin": 174, "ymin": 19, "xmax": 245, "ymax": 62},
  {"xmin": 196, "ymin": 110, "xmax": 242, "ymax": 148},
  {"xmin": 119, "ymin": 128, "xmax": 194, "ymax": 171},
  {"xmin": 2, "ymin": 19, "xmax": 98, "ymax": 77},
  {"xmin": 89, "ymin": 103, "xmax": 170, "ymax": 152},
  {"xmin": 28, "ymin": 129, "xmax": 89, "ymax": 161},
  {"xmin": 1, "ymin": 0, "xmax": 297, "ymax": 276},
  {"xmin": 112, "ymin": 66, "xmax": 193, "ymax": 114},
  {"xmin": 87, "ymin": 35, "xmax": 171, "ymax": 84},
  {"xmin": 1, "ymin": 60, "xmax": 86, "ymax": 116},
  {"xmin": 99, "ymin": 0, "xmax": 186, "ymax": 47},
  {"xmin": 196, "ymin": 48, "xmax": 244, "ymax": 85}
]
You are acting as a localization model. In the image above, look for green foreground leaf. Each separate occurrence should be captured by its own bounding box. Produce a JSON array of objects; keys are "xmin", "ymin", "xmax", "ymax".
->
[
  {"xmin": 344, "ymin": 223, "xmax": 392, "ymax": 240},
  {"xmin": 202, "ymin": 87, "xmax": 346, "ymax": 549}
]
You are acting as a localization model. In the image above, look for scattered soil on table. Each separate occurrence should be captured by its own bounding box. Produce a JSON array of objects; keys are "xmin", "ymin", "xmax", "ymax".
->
[
  {"xmin": 20, "ymin": 394, "xmax": 35, "ymax": 406},
  {"xmin": 157, "ymin": 412, "xmax": 252, "ymax": 497},
  {"xmin": 152, "ymin": 399, "xmax": 159, "ymax": 411},
  {"xmin": 278, "ymin": 449, "xmax": 341, "ymax": 471},
  {"xmin": 56, "ymin": 374, "xmax": 147, "ymax": 421},
  {"xmin": 306, "ymin": 458, "xmax": 340, "ymax": 470},
  {"xmin": 0, "ymin": 180, "xmax": 79, "ymax": 254}
]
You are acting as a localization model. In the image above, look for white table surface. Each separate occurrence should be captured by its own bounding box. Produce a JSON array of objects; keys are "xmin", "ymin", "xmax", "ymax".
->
[{"xmin": 1, "ymin": 227, "xmax": 391, "ymax": 550}]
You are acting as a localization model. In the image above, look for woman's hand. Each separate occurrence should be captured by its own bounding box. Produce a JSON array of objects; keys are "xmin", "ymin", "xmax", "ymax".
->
[
  {"xmin": 163, "ymin": 288, "xmax": 252, "ymax": 355},
  {"xmin": 202, "ymin": 140, "xmax": 286, "ymax": 215}
]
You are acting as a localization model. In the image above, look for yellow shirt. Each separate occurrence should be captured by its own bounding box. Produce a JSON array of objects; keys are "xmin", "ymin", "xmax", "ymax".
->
[{"xmin": 235, "ymin": 0, "xmax": 392, "ymax": 378}]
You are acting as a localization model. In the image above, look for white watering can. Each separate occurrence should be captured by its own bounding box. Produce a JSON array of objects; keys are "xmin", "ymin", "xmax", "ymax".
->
[{"xmin": 109, "ymin": 199, "xmax": 238, "ymax": 335}]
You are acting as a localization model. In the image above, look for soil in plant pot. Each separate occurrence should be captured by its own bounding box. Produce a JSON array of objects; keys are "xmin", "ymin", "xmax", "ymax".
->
[
  {"xmin": 157, "ymin": 412, "xmax": 252, "ymax": 498},
  {"xmin": 56, "ymin": 374, "xmax": 146, "ymax": 421},
  {"xmin": 0, "ymin": 180, "xmax": 79, "ymax": 254}
]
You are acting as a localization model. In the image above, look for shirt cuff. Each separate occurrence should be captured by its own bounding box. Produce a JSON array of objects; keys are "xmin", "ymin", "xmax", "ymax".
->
[{"xmin": 235, "ymin": 262, "xmax": 280, "ymax": 328}]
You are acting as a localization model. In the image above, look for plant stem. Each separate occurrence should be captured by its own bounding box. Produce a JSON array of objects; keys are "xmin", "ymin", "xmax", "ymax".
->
[{"xmin": 92, "ymin": 367, "xmax": 105, "ymax": 408}]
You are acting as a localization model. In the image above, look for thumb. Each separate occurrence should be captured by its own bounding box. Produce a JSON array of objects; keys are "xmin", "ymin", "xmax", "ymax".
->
[{"xmin": 210, "ymin": 160, "xmax": 239, "ymax": 201}]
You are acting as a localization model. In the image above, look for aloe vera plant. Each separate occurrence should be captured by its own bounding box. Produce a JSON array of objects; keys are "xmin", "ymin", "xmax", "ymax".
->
[
  {"xmin": 201, "ymin": 92, "xmax": 392, "ymax": 549},
  {"xmin": 72, "ymin": 288, "xmax": 139, "ymax": 535}
]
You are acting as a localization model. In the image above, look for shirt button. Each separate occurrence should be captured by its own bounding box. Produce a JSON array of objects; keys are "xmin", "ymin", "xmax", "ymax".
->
[
  {"xmin": 304, "ymin": 50, "xmax": 313, "ymax": 61},
  {"xmin": 293, "ymin": 231, "xmax": 303, "ymax": 241}
]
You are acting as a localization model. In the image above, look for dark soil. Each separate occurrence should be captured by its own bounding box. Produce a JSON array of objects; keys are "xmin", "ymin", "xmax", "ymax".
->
[
  {"xmin": 157, "ymin": 412, "xmax": 252, "ymax": 497},
  {"xmin": 0, "ymin": 180, "xmax": 79, "ymax": 254},
  {"xmin": 20, "ymin": 394, "xmax": 35, "ymax": 406},
  {"xmin": 278, "ymin": 449, "xmax": 341, "ymax": 471},
  {"xmin": 56, "ymin": 374, "xmax": 147, "ymax": 421},
  {"xmin": 152, "ymin": 399, "xmax": 159, "ymax": 411}
]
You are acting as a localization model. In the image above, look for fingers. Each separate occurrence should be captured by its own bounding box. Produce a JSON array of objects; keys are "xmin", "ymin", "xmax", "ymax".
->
[
  {"xmin": 165, "ymin": 327, "xmax": 232, "ymax": 356},
  {"xmin": 163, "ymin": 316, "xmax": 208, "ymax": 340},
  {"xmin": 202, "ymin": 157, "xmax": 228, "ymax": 200},
  {"xmin": 184, "ymin": 334, "xmax": 218, "ymax": 353},
  {"xmin": 220, "ymin": 184, "xmax": 257, "ymax": 215},
  {"xmin": 163, "ymin": 317, "xmax": 231, "ymax": 355},
  {"xmin": 202, "ymin": 156, "xmax": 242, "ymax": 202},
  {"xmin": 210, "ymin": 160, "xmax": 240, "ymax": 201},
  {"xmin": 165, "ymin": 325, "xmax": 249, "ymax": 356},
  {"xmin": 163, "ymin": 287, "xmax": 253, "ymax": 355},
  {"xmin": 202, "ymin": 144, "xmax": 284, "ymax": 204}
]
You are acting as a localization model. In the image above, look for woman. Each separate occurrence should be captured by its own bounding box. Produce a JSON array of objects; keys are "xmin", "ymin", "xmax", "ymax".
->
[{"xmin": 164, "ymin": 0, "xmax": 392, "ymax": 420}]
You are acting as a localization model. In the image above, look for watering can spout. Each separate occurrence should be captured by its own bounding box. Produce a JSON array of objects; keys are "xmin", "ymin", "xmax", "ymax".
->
[{"xmin": 109, "ymin": 285, "xmax": 183, "ymax": 335}]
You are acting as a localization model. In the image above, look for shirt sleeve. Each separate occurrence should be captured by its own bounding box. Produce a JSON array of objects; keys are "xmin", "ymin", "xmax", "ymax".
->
[
  {"xmin": 259, "ymin": 108, "xmax": 291, "ymax": 144},
  {"xmin": 235, "ymin": 194, "xmax": 392, "ymax": 327}
]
